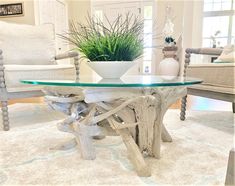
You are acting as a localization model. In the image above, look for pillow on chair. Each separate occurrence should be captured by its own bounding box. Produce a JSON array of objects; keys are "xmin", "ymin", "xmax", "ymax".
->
[
  {"xmin": 215, "ymin": 45, "xmax": 235, "ymax": 63},
  {"xmin": 0, "ymin": 21, "xmax": 56, "ymax": 65}
]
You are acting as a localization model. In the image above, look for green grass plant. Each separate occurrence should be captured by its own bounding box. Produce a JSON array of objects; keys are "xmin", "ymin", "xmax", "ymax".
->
[{"xmin": 60, "ymin": 14, "xmax": 144, "ymax": 61}]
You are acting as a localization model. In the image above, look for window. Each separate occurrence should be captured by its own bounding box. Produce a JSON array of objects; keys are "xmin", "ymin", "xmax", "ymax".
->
[
  {"xmin": 143, "ymin": 5, "xmax": 153, "ymax": 74},
  {"xmin": 202, "ymin": 0, "xmax": 235, "ymax": 47}
]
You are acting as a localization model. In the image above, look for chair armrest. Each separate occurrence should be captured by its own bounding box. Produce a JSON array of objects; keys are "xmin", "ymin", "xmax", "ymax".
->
[
  {"xmin": 55, "ymin": 51, "xmax": 79, "ymax": 60},
  {"xmin": 186, "ymin": 48, "xmax": 223, "ymax": 56},
  {"xmin": 0, "ymin": 49, "xmax": 7, "ymax": 91},
  {"xmin": 55, "ymin": 51, "xmax": 80, "ymax": 78},
  {"xmin": 182, "ymin": 48, "xmax": 223, "ymax": 77}
]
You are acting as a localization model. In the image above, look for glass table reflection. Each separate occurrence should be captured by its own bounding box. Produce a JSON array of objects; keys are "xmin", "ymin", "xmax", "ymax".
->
[{"xmin": 21, "ymin": 75, "xmax": 202, "ymax": 87}]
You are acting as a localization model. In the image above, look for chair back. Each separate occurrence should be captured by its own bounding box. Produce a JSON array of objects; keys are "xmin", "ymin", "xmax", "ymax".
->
[{"xmin": 0, "ymin": 21, "xmax": 56, "ymax": 65}]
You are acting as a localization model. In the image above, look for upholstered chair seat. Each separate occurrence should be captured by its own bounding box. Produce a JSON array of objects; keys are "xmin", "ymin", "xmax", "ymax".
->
[
  {"xmin": 4, "ymin": 64, "xmax": 76, "ymax": 92},
  {"xmin": 186, "ymin": 63, "xmax": 235, "ymax": 94}
]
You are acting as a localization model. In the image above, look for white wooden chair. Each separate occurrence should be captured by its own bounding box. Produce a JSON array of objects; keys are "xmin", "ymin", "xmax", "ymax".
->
[
  {"xmin": 0, "ymin": 21, "xmax": 79, "ymax": 131},
  {"xmin": 180, "ymin": 48, "xmax": 235, "ymax": 186},
  {"xmin": 180, "ymin": 48, "xmax": 235, "ymax": 120}
]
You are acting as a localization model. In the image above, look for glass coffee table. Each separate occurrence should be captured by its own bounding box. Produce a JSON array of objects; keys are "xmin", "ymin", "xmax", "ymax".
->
[{"xmin": 21, "ymin": 75, "xmax": 202, "ymax": 177}]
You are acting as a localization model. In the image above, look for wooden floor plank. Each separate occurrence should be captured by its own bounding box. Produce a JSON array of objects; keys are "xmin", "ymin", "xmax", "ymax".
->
[{"xmin": 1, "ymin": 96, "xmax": 232, "ymax": 111}]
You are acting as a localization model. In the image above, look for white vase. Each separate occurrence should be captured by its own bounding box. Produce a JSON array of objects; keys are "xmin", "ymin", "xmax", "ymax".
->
[
  {"xmin": 159, "ymin": 57, "xmax": 179, "ymax": 77},
  {"xmin": 87, "ymin": 61, "xmax": 137, "ymax": 79}
]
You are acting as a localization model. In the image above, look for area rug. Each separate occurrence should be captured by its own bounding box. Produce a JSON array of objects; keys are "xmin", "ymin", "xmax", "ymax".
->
[{"xmin": 0, "ymin": 103, "xmax": 234, "ymax": 185}]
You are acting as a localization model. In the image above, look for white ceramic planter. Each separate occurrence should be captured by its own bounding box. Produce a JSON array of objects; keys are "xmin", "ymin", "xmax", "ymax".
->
[
  {"xmin": 159, "ymin": 58, "xmax": 179, "ymax": 77},
  {"xmin": 87, "ymin": 61, "xmax": 137, "ymax": 79}
]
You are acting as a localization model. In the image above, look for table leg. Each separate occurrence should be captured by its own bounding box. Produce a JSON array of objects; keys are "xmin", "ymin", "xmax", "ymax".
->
[
  {"xmin": 96, "ymin": 99, "xmax": 151, "ymax": 177},
  {"xmin": 225, "ymin": 148, "xmax": 235, "ymax": 185},
  {"xmin": 118, "ymin": 128, "xmax": 151, "ymax": 177},
  {"xmin": 107, "ymin": 116, "xmax": 151, "ymax": 177},
  {"xmin": 45, "ymin": 86, "xmax": 187, "ymax": 177},
  {"xmin": 135, "ymin": 87, "xmax": 187, "ymax": 158},
  {"xmin": 131, "ymin": 95, "xmax": 161, "ymax": 158},
  {"xmin": 162, "ymin": 124, "xmax": 173, "ymax": 142},
  {"xmin": 73, "ymin": 123, "xmax": 96, "ymax": 160}
]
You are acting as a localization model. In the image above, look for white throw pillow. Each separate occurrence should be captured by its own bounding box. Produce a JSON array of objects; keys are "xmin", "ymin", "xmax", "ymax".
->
[
  {"xmin": 0, "ymin": 21, "xmax": 56, "ymax": 65},
  {"xmin": 215, "ymin": 45, "xmax": 235, "ymax": 63}
]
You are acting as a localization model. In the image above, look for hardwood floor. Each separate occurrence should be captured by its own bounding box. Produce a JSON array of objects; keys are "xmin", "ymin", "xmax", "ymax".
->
[
  {"xmin": 5, "ymin": 96, "xmax": 232, "ymax": 111},
  {"xmin": 8, "ymin": 97, "xmax": 44, "ymax": 105}
]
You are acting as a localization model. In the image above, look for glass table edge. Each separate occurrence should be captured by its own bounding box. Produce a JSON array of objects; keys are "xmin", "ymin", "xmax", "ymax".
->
[{"xmin": 21, "ymin": 80, "xmax": 203, "ymax": 88}]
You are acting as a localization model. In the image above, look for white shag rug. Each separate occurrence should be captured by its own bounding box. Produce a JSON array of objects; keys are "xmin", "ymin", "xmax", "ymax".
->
[{"xmin": 0, "ymin": 103, "xmax": 234, "ymax": 186}]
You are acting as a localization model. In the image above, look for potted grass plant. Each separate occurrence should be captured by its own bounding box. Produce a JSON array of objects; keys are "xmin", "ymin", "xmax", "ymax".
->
[{"xmin": 60, "ymin": 14, "xmax": 144, "ymax": 78}]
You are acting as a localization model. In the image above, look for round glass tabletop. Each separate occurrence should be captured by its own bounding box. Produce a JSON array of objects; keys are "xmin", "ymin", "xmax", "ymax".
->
[{"xmin": 21, "ymin": 76, "xmax": 202, "ymax": 88}]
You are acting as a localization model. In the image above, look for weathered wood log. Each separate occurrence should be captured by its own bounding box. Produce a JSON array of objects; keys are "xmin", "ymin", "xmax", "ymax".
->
[
  {"xmin": 162, "ymin": 124, "xmax": 173, "ymax": 142},
  {"xmin": 44, "ymin": 86, "xmax": 187, "ymax": 177},
  {"xmin": 225, "ymin": 148, "xmax": 235, "ymax": 185},
  {"xmin": 73, "ymin": 122, "xmax": 97, "ymax": 160},
  {"xmin": 131, "ymin": 95, "xmax": 159, "ymax": 157},
  {"xmin": 107, "ymin": 117, "xmax": 151, "ymax": 177},
  {"xmin": 97, "ymin": 101, "xmax": 137, "ymax": 140}
]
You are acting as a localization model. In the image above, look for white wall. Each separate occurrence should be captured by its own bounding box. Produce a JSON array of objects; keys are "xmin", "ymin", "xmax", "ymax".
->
[
  {"xmin": 181, "ymin": 0, "xmax": 203, "ymax": 48},
  {"xmin": 154, "ymin": 0, "xmax": 184, "ymax": 74},
  {"xmin": 191, "ymin": 0, "xmax": 204, "ymax": 48},
  {"xmin": 0, "ymin": 0, "xmax": 35, "ymax": 24},
  {"xmin": 154, "ymin": 0, "xmax": 203, "ymax": 75},
  {"xmin": 67, "ymin": 0, "xmax": 94, "ymax": 77},
  {"xmin": 0, "ymin": 0, "xmax": 203, "ymax": 76}
]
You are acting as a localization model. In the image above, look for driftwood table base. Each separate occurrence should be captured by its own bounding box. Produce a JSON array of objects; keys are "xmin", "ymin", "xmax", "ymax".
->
[{"xmin": 45, "ymin": 87, "xmax": 187, "ymax": 177}]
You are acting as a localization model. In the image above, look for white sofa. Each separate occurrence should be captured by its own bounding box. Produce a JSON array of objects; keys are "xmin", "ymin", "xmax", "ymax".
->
[{"xmin": 0, "ymin": 21, "xmax": 79, "ymax": 131}]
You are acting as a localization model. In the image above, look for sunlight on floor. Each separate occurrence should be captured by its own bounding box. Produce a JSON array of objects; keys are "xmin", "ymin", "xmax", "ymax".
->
[{"xmin": 188, "ymin": 96, "xmax": 232, "ymax": 112}]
